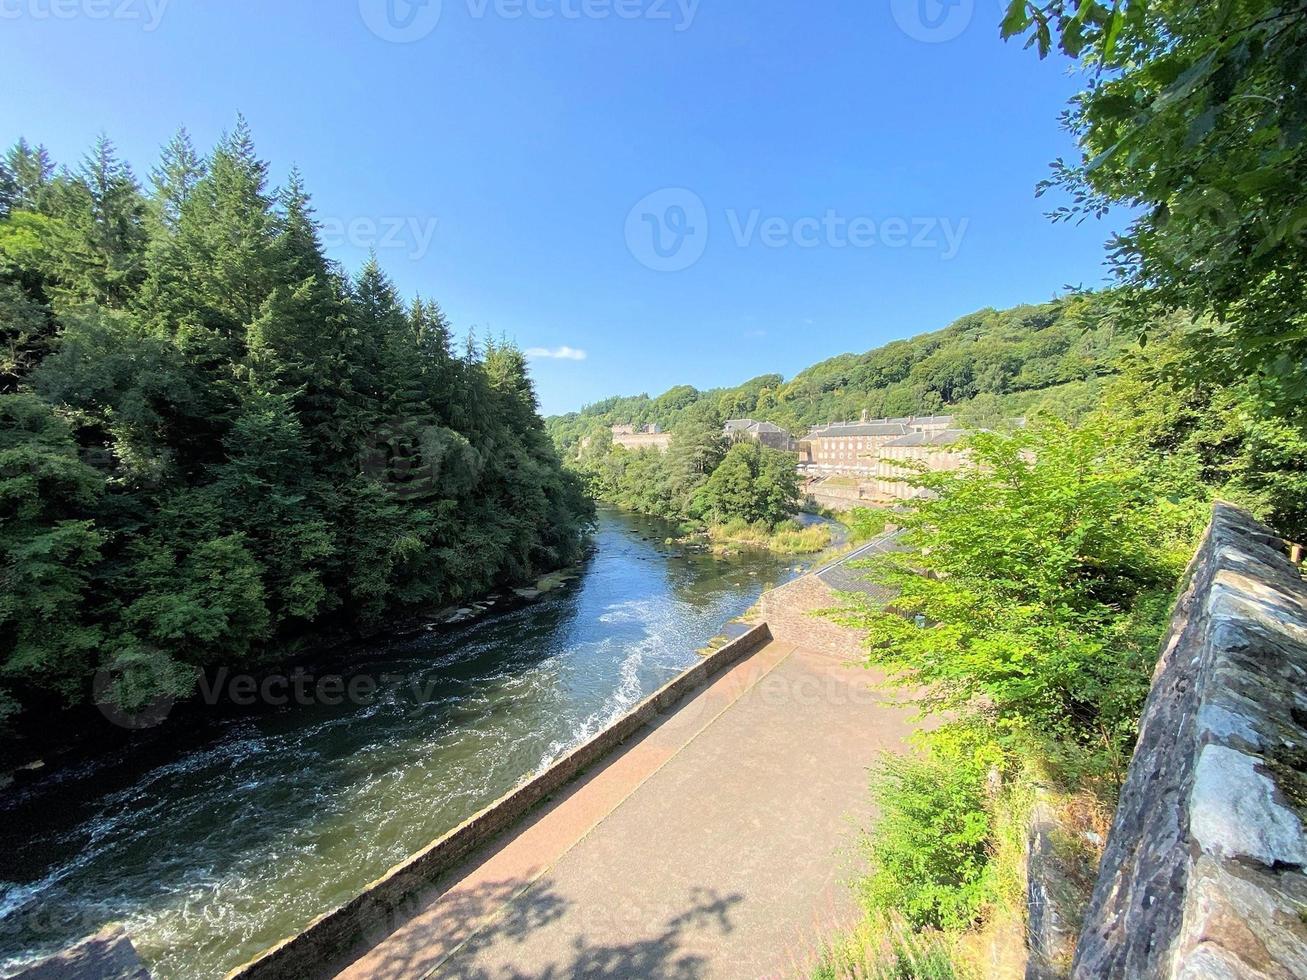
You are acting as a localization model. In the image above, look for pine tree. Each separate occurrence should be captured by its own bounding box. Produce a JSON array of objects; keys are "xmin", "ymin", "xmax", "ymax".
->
[
  {"xmin": 61, "ymin": 134, "xmax": 148, "ymax": 308},
  {"xmin": 4, "ymin": 139, "xmax": 54, "ymax": 212},
  {"xmin": 140, "ymin": 114, "xmax": 277, "ymax": 338},
  {"xmin": 0, "ymin": 156, "xmax": 16, "ymax": 219},
  {"xmin": 149, "ymin": 127, "xmax": 206, "ymax": 233}
]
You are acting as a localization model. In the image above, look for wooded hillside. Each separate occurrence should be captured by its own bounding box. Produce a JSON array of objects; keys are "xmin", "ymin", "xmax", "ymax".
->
[{"xmin": 548, "ymin": 294, "xmax": 1132, "ymax": 452}]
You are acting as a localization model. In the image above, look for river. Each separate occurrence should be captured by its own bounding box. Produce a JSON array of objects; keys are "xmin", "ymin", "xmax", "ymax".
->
[{"xmin": 0, "ymin": 507, "xmax": 815, "ymax": 979}]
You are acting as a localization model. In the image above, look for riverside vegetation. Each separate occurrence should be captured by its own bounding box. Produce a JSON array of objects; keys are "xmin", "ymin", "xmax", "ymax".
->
[
  {"xmin": 565, "ymin": 420, "xmax": 821, "ymax": 553},
  {"xmin": 0, "ymin": 123, "xmax": 591, "ymax": 754}
]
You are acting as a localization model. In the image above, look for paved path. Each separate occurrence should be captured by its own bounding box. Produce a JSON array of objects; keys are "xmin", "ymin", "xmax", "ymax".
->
[
  {"xmin": 336, "ymin": 638, "xmax": 918, "ymax": 980},
  {"xmin": 814, "ymin": 531, "xmax": 904, "ymax": 601}
]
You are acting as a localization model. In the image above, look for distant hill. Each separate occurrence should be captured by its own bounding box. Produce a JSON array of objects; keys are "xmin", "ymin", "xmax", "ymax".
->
[{"xmin": 547, "ymin": 294, "xmax": 1132, "ymax": 453}]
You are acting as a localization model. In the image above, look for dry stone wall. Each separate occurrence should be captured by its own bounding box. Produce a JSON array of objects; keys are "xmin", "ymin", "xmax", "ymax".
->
[{"xmin": 1073, "ymin": 503, "xmax": 1307, "ymax": 979}]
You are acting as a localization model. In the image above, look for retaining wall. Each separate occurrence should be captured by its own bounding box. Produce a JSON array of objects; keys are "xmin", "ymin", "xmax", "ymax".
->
[
  {"xmin": 757, "ymin": 574, "xmax": 866, "ymax": 660},
  {"xmin": 226, "ymin": 622, "xmax": 774, "ymax": 980},
  {"xmin": 1073, "ymin": 503, "xmax": 1307, "ymax": 978}
]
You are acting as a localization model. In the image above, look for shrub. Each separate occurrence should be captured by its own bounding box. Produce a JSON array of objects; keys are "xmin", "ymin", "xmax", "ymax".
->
[{"xmin": 860, "ymin": 749, "xmax": 993, "ymax": 932}]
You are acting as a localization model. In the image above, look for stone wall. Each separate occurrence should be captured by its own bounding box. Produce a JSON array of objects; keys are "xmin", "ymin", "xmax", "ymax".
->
[
  {"xmin": 757, "ymin": 574, "xmax": 865, "ymax": 660},
  {"xmin": 611, "ymin": 432, "xmax": 672, "ymax": 452},
  {"xmin": 1073, "ymin": 503, "xmax": 1307, "ymax": 979}
]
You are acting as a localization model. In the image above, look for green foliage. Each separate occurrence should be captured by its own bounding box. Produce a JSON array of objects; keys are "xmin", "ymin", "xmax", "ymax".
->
[
  {"xmin": 861, "ymin": 747, "xmax": 994, "ymax": 932},
  {"xmin": 845, "ymin": 506, "xmax": 893, "ymax": 543},
  {"xmin": 691, "ymin": 442, "xmax": 801, "ymax": 529},
  {"xmin": 707, "ymin": 517, "xmax": 832, "ymax": 555},
  {"xmin": 1003, "ymin": 0, "xmax": 1307, "ymax": 412},
  {"xmin": 0, "ymin": 125, "xmax": 590, "ymax": 734},
  {"xmin": 1100, "ymin": 332, "xmax": 1307, "ymax": 542},
  {"xmin": 833, "ymin": 421, "xmax": 1191, "ymax": 768},
  {"xmin": 823, "ymin": 410, "xmax": 1207, "ymax": 966},
  {"xmin": 547, "ymin": 295, "xmax": 1132, "ymax": 454},
  {"xmin": 0, "ymin": 394, "xmax": 105, "ymax": 701}
]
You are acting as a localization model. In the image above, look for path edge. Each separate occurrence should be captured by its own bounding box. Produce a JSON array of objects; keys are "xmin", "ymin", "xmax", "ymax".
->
[{"xmin": 225, "ymin": 622, "xmax": 774, "ymax": 980}]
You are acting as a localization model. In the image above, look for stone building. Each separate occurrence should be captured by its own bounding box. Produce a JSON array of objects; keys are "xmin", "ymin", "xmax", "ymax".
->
[
  {"xmin": 723, "ymin": 419, "xmax": 796, "ymax": 452},
  {"xmin": 611, "ymin": 423, "xmax": 672, "ymax": 452},
  {"xmin": 800, "ymin": 414, "xmax": 958, "ymax": 475},
  {"xmin": 873, "ymin": 428, "xmax": 970, "ymax": 500}
]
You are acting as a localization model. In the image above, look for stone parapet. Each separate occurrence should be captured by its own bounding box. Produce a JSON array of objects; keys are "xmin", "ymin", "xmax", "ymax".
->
[{"xmin": 1073, "ymin": 503, "xmax": 1307, "ymax": 979}]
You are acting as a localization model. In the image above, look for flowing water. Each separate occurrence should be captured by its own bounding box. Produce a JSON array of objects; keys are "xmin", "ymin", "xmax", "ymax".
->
[{"xmin": 0, "ymin": 507, "xmax": 814, "ymax": 979}]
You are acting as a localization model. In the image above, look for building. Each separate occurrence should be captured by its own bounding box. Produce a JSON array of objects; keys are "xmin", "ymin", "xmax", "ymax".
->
[
  {"xmin": 801, "ymin": 414, "xmax": 958, "ymax": 475},
  {"xmin": 874, "ymin": 428, "xmax": 970, "ymax": 500},
  {"xmin": 723, "ymin": 419, "xmax": 797, "ymax": 452},
  {"xmin": 611, "ymin": 423, "xmax": 672, "ymax": 452}
]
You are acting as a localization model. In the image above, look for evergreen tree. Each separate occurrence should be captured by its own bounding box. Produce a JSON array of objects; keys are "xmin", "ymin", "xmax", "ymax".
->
[
  {"xmin": 0, "ymin": 122, "xmax": 590, "ymax": 742},
  {"xmin": 0, "ymin": 156, "xmax": 16, "ymax": 219},
  {"xmin": 141, "ymin": 115, "xmax": 277, "ymax": 338},
  {"xmin": 44, "ymin": 134, "xmax": 149, "ymax": 309},
  {"xmin": 149, "ymin": 127, "xmax": 206, "ymax": 234},
  {"xmin": 4, "ymin": 139, "xmax": 54, "ymax": 213}
]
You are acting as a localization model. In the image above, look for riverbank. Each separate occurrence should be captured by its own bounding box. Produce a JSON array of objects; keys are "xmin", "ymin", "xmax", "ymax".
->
[
  {"xmin": 0, "ymin": 560, "xmax": 591, "ymax": 789},
  {"xmin": 0, "ymin": 508, "xmax": 810, "ymax": 980}
]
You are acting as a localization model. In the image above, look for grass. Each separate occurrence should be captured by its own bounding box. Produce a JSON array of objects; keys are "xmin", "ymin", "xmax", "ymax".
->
[
  {"xmin": 844, "ymin": 506, "xmax": 894, "ymax": 544},
  {"xmin": 706, "ymin": 517, "xmax": 833, "ymax": 555},
  {"xmin": 812, "ymin": 916, "xmax": 971, "ymax": 980}
]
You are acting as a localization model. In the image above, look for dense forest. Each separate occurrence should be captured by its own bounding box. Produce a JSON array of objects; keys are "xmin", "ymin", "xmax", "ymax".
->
[
  {"xmin": 547, "ymin": 294, "xmax": 1130, "ymax": 455},
  {"xmin": 0, "ymin": 123, "xmax": 590, "ymax": 743}
]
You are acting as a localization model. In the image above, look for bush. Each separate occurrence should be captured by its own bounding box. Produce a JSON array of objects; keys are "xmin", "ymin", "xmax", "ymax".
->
[
  {"xmin": 845, "ymin": 506, "xmax": 892, "ymax": 543},
  {"xmin": 860, "ymin": 748, "xmax": 994, "ymax": 932}
]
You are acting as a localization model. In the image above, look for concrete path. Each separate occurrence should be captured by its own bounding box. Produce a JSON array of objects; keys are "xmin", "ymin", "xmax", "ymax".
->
[{"xmin": 336, "ymin": 639, "xmax": 918, "ymax": 980}]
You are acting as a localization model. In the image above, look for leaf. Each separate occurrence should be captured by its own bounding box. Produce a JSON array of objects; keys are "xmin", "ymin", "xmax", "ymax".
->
[
  {"xmin": 1000, "ymin": 0, "xmax": 1030, "ymax": 39},
  {"xmin": 1102, "ymin": 4, "xmax": 1124, "ymax": 61},
  {"xmin": 1152, "ymin": 48, "xmax": 1219, "ymax": 112}
]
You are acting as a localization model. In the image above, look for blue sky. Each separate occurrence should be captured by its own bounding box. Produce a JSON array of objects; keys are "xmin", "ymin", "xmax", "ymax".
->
[{"xmin": 1, "ymin": 0, "xmax": 1121, "ymax": 416}]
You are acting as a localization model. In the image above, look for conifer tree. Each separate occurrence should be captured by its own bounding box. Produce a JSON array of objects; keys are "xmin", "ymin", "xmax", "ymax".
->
[
  {"xmin": 4, "ymin": 139, "xmax": 54, "ymax": 212},
  {"xmin": 149, "ymin": 127, "xmax": 206, "ymax": 234},
  {"xmin": 49, "ymin": 134, "xmax": 149, "ymax": 309}
]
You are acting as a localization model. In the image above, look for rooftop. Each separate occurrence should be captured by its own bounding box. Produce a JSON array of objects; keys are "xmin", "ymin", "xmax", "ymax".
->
[
  {"xmin": 882, "ymin": 428, "xmax": 968, "ymax": 448},
  {"xmin": 807, "ymin": 422, "xmax": 910, "ymax": 438}
]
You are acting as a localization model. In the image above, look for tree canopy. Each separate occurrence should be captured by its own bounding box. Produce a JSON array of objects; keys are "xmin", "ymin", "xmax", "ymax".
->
[
  {"xmin": 1003, "ymin": 0, "xmax": 1307, "ymax": 411},
  {"xmin": 0, "ymin": 125, "xmax": 590, "ymax": 736}
]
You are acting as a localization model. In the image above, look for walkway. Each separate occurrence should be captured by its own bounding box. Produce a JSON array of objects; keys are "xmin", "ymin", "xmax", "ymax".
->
[
  {"xmin": 334, "ymin": 637, "xmax": 919, "ymax": 979},
  {"xmin": 814, "ymin": 530, "xmax": 904, "ymax": 601}
]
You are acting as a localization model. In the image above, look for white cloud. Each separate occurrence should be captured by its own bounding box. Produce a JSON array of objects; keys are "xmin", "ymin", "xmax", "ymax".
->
[{"xmin": 526, "ymin": 346, "xmax": 588, "ymax": 361}]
